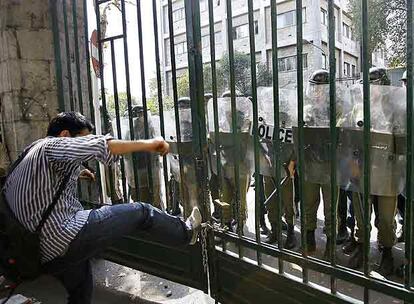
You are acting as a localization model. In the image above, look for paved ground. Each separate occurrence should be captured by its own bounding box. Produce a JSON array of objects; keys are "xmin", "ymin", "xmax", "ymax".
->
[{"xmin": 11, "ymin": 259, "xmax": 214, "ymax": 304}]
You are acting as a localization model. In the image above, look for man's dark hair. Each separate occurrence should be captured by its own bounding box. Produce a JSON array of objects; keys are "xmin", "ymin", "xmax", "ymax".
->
[{"xmin": 47, "ymin": 112, "xmax": 94, "ymax": 137}]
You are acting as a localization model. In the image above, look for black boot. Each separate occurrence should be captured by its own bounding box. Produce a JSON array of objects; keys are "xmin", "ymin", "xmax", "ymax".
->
[
  {"xmin": 265, "ymin": 223, "xmax": 277, "ymax": 244},
  {"xmin": 347, "ymin": 243, "xmax": 363, "ymax": 269},
  {"xmin": 305, "ymin": 230, "xmax": 316, "ymax": 253},
  {"xmin": 282, "ymin": 219, "xmax": 288, "ymax": 231},
  {"xmin": 377, "ymin": 247, "xmax": 394, "ymax": 276},
  {"xmin": 260, "ymin": 224, "xmax": 270, "ymax": 235},
  {"xmin": 336, "ymin": 224, "xmax": 349, "ymax": 245},
  {"xmin": 342, "ymin": 235, "xmax": 358, "ymax": 254},
  {"xmin": 284, "ymin": 224, "xmax": 297, "ymax": 250}
]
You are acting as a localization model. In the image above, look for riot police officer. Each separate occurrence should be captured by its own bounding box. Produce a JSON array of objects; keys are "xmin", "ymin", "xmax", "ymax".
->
[
  {"xmin": 255, "ymin": 87, "xmax": 297, "ymax": 249},
  {"xmin": 344, "ymin": 67, "xmax": 405, "ymax": 276},
  {"xmin": 207, "ymin": 91, "xmax": 254, "ymax": 231},
  {"xmin": 123, "ymin": 105, "xmax": 163, "ymax": 208},
  {"xmin": 299, "ymin": 69, "xmax": 344, "ymax": 257},
  {"xmin": 166, "ymin": 97, "xmax": 198, "ymax": 217}
]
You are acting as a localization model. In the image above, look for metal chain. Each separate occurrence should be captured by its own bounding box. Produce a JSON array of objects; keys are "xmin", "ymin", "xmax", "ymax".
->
[
  {"xmin": 200, "ymin": 225, "xmax": 209, "ymax": 273},
  {"xmin": 200, "ymin": 222, "xmax": 229, "ymax": 273}
]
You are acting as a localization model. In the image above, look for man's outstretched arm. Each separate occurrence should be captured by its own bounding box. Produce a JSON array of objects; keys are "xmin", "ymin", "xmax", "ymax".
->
[{"xmin": 108, "ymin": 137, "xmax": 169, "ymax": 156}]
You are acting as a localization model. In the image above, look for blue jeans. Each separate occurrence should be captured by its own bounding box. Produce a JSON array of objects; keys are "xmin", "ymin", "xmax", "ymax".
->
[{"xmin": 43, "ymin": 202, "xmax": 190, "ymax": 304}]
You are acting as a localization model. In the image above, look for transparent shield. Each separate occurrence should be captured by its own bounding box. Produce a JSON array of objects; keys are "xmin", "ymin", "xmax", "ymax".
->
[
  {"xmin": 117, "ymin": 113, "xmax": 162, "ymax": 193},
  {"xmin": 256, "ymin": 87, "xmax": 297, "ymax": 177},
  {"xmin": 207, "ymin": 97, "xmax": 254, "ymax": 178},
  {"xmin": 294, "ymin": 84, "xmax": 350, "ymax": 185},
  {"xmin": 338, "ymin": 85, "xmax": 407, "ymax": 196}
]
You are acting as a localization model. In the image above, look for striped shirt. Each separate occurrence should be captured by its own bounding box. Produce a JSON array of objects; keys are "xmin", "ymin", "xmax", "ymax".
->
[{"xmin": 4, "ymin": 134, "xmax": 117, "ymax": 263}]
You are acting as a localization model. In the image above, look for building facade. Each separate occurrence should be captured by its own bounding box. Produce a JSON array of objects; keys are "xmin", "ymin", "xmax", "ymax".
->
[{"xmin": 159, "ymin": 0, "xmax": 386, "ymax": 95}]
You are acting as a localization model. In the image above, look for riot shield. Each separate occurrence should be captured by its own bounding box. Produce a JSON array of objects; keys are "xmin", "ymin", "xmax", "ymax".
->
[
  {"xmin": 117, "ymin": 111, "xmax": 163, "ymax": 204},
  {"xmin": 255, "ymin": 87, "xmax": 297, "ymax": 177},
  {"xmin": 293, "ymin": 83, "xmax": 351, "ymax": 185},
  {"xmin": 207, "ymin": 96, "xmax": 254, "ymax": 179},
  {"xmin": 338, "ymin": 84, "xmax": 406, "ymax": 196},
  {"xmin": 164, "ymin": 108, "xmax": 195, "ymax": 180},
  {"xmin": 164, "ymin": 107, "xmax": 198, "ymax": 217}
]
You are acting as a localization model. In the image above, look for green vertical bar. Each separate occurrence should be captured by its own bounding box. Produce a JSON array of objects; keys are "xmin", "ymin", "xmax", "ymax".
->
[
  {"xmin": 270, "ymin": 0, "xmax": 284, "ymax": 274},
  {"xmin": 83, "ymin": 0, "xmax": 100, "ymax": 201},
  {"xmin": 83, "ymin": 0, "xmax": 95, "ymax": 122},
  {"xmin": 63, "ymin": 0, "xmax": 75, "ymax": 111},
  {"xmin": 405, "ymin": 0, "xmax": 414, "ymax": 291},
  {"xmin": 136, "ymin": 0, "xmax": 154, "ymax": 203},
  {"xmin": 295, "ymin": 0, "xmax": 308, "ymax": 284},
  {"xmin": 167, "ymin": 0, "xmax": 186, "ymax": 215},
  {"xmin": 208, "ymin": 0, "xmax": 227, "ymax": 255},
  {"xmin": 328, "ymin": 0, "xmax": 337, "ymax": 295},
  {"xmin": 151, "ymin": 0, "xmax": 170, "ymax": 211},
  {"xmin": 226, "ymin": 0, "xmax": 243, "ymax": 259},
  {"xmin": 120, "ymin": 0, "xmax": 141, "ymax": 199},
  {"xmin": 95, "ymin": 0, "xmax": 116, "ymax": 201},
  {"xmin": 110, "ymin": 40, "xmax": 128, "ymax": 203},
  {"xmin": 207, "ymin": 0, "xmax": 223, "ymax": 200},
  {"xmin": 49, "ymin": 0, "xmax": 65, "ymax": 112},
  {"xmin": 247, "ymin": 0, "xmax": 262, "ymax": 265},
  {"xmin": 361, "ymin": 0, "xmax": 371, "ymax": 302},
  {"xmin": 184, "ymin": 0, "xmax": 210, "ymax": 291},
  {"xmin": 72, "ymin": 0, "xmax": 84, "ymax": 113},
  {"xmin": 206, "ymin": 0, "xmax": 221, "ymax": 295}
]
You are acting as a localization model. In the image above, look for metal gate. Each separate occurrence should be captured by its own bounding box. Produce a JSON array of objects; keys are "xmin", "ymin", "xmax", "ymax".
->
[{"xmin": 50, "ymin": 0, "xmax": 414, "ymax": 303}]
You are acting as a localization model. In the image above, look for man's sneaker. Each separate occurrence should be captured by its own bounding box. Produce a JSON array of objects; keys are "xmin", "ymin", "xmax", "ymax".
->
[{"xmin": 186, "ymin": 207, "xmax": 202, "ymax": 245}]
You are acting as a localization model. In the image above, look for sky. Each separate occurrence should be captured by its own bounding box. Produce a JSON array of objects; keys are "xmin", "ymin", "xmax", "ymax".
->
[{"xmin": 87, "ymin": 0, "xmax": 159, "ymax": 99}]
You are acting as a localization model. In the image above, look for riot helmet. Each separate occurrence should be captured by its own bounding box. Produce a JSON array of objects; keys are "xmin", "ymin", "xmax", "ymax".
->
[
  {"xmin": 401, "ymin": 71, "xmax": 407, "ymax": 87},
  {"xmin": 368, "ymin": 67, "xmax": 390, "ymax": 85},
  {"xmin": 221, "ymin": 90, "xmax": 243, "ymax": 98},
  {"xmin": 129, "ymin": 105, "xmax": 144, "ymax": 118},
  {"xmin": 309, "ymin": 69, "xmax": 329, "ymax": 85},
  {"xmin": 306, "ymin": 70, "xmax": 329, "ymax": 101},
  {"xmin": 178, "ymin": 97, "xmax": 191, "ymax": 109},
  {"xmin": 204, "ymin": 93, "xmax": 213, "ymax": 103}
]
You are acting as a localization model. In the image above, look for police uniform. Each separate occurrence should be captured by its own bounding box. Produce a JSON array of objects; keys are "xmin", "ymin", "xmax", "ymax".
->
[
  {"xmin": 255, "ymin": 87, "xmax": 297, "ymax": 248},
  {"xmin": 300, "ymin": 70, "xmax": 342, "ymax": 256},
  {"xmin": 346, "ymin": 68, "xmax": 402, "ymax": 275},
  {"xmin": 207, "ymin": 92, "xmax": 253, "ymax": 229}
]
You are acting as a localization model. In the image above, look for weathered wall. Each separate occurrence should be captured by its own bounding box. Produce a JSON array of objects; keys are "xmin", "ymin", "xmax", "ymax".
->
[
  {"xmin": 0, "ymin": 0, "xmax": 57, "ymax": 161},
  {"xmin": 0, "ymin": 0, "xmax": 91, "ymax": 162}
]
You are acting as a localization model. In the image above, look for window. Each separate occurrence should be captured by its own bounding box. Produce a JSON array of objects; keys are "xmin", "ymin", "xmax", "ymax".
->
[
  {"xmin": 277, "ymin": 8, "xmax": 307, "ymax": 29},
  {"xmin": 215, "ymin": 31, "xmax": 222, "ymax": 45},
  {"xmin": 321, "ymin": 8, "xmax": 328, "ymax": 25},
  {"xmin": 175, "ymin": 41, "xmax": 187, "ymax": 55},
  {"xmin": 344, "ymin": 62, "xmax": 351, "ymax": 77},
  {"xmin": 322, "ymin": 53, "xmax": 328, "ymax": 69},
  {"xmin": 352, "ymin": 65, "xmax": 356, "ymax": 77},
  {"xmin": 232, "ymin": 0, "xmax": 246, "ymax": 6},
  {"xmin": 200, "ymin": 0, "xmax": 207, "ymax": 12},
  {"xmin": 202, "ymin": 35, "xmax": 210, "ymax": 49},
  {"xmin": 278, "ymin": 54, "xmax": 308, "ymax": 72},
  {"xmin": 202, "ymin": 32, "xmax": 222, "ymax": 48},
  {"xmin": 232, "ymin": 21, "xmax": 258, "ymax": 40},
  {"xmin": 173, "ymin": 8, "xmax": 185, "ymax": 22},
  {"xmin": 343, "ymin": 23, "xmax": 351, "ymax": 39}
]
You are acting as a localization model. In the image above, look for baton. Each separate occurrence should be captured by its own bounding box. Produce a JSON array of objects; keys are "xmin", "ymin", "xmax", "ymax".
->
[{"xmin": 263, "ymin": 176, "xmax": 290, "ymax": 209}]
